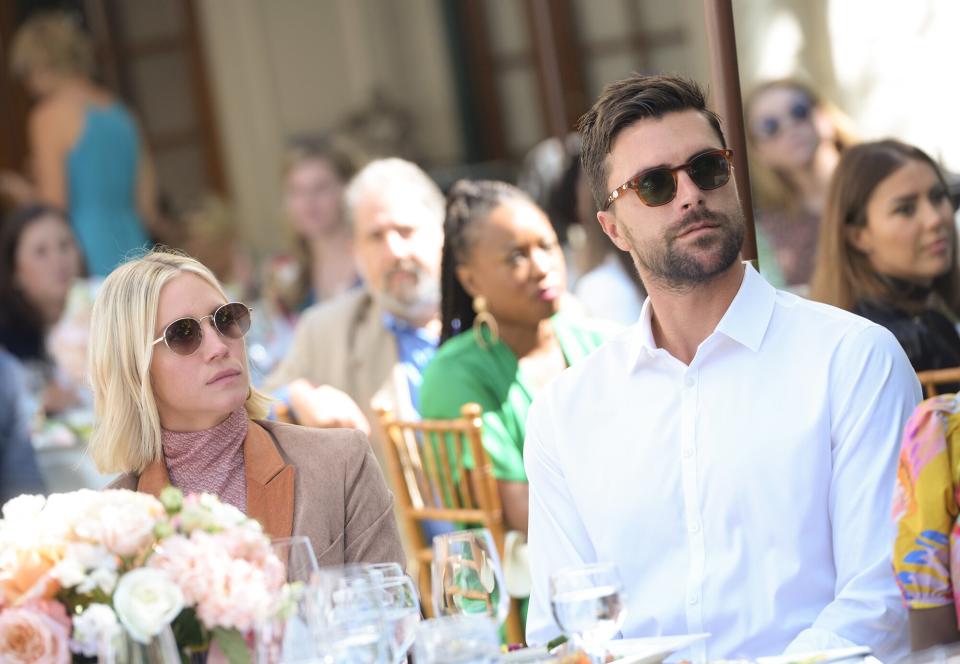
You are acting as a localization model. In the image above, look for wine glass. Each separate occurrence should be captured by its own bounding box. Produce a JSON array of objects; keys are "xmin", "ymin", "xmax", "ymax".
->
[
  {"xmin": 413, "ymin": 615, "xmax": 501, "ymax": 664},
  {"xmin": 256, "ymin": 537, "xmax": 323, "ymax": 663},
  {"xmin": 431, "ymin": 528, "xmax": 509, "ymax": 626},
  {"xmin": 363, "ymin": 562, "xmax": 405, "ymax": 585},
  {"xmin": 272, "ymin": 536, "xmax": 320, "ymax": 584},
  {"xmin": 372, "ymin": 576, "xmax": 421, "ymax": 664},
  {"xmin": 311, "ymin": 566, "xmax": 389, "ymax": 664},
  {"xmin": 549, "ymin": 562, "xmax": 626, "ymax": 661}
]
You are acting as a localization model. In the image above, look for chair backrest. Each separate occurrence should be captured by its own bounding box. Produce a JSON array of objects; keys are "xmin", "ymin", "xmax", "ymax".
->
[
  {"xmin": 376, "ymin": 403, "xmax": 524, "ymax": 645},
  {"xmin": 916, "ymin": 367, "xmax": 960, "ymax": 398},
  {"xmin": 376, "ymin": 403, "xmax": 507, "ymax": 553}
]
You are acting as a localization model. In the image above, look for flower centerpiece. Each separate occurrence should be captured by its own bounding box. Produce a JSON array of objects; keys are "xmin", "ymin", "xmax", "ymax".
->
[{"xmin": 0, "ymin": 487, "xmax": 288, "ymax": 663}]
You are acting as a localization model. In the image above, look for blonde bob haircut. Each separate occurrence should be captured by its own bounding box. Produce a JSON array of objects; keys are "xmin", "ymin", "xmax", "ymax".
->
[
  {"xmin": 10, "ymin": 12, "xmax": 95, "ymax": 80},
  {"xmin": 87, "ymin": 249, "xmax": 271, "ymax": 474}
]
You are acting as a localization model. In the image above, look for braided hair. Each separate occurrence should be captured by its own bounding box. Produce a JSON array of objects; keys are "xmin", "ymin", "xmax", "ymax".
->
[{"xmin": 440, "ymin": 179, "xmax": 534, "ymax": 343}]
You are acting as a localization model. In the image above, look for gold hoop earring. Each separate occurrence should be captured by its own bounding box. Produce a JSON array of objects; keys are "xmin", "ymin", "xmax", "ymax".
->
[{"xmin": 472, "ymin": 296, "xmax": 499, "ymax": 349}]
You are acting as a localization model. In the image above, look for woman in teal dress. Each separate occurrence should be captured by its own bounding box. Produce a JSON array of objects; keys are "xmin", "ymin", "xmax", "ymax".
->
[
  {"xmin": 420, "ymin": 179, "xmax": 608, "ymax": 537},
  {"xmin": 2, "ymin": 12, "xmax": 158, "ymax": 276}
]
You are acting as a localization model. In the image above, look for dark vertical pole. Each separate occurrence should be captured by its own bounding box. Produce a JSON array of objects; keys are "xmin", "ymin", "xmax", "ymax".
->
[
  {"xmin": 526, "ymin": 0, "xmax": 586, "ymax": 138},
  {"xmin": 703, "ymin": 0, "xmax": 758, "ymax": 266}
]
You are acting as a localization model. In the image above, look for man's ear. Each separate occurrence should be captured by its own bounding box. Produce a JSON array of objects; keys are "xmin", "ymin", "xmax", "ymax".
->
[
  {"xmin": 597, "ymin": 210, "xmax": 632, "ymax": 252},
  {"xmin": 455, "ymin": 264, "xmax": 479, "ymax": 298},
  {"xmin": 846, "ymin": 224, "xmax": 872, "ymax": 255}
]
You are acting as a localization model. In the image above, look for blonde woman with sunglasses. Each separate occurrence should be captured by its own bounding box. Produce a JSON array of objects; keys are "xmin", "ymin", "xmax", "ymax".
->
[
  {"xmin": 89, "ymin": 249, "xmax": 405, "ymax": 566},
  {"xmin": 744, "ymin": 79, "xmax": 856, "ymax": 288}
]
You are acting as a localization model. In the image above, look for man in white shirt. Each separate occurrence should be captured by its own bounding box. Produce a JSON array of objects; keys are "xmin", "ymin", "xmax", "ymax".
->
[{"xmin": 523, "ymin": 74, "xmax": 919, "ymax": 661}]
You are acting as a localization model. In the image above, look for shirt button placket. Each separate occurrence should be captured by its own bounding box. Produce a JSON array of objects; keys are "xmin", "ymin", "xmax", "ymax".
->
[{"xmin": 680, "ymin": 369, "xmax": 706, "ymax": 661}]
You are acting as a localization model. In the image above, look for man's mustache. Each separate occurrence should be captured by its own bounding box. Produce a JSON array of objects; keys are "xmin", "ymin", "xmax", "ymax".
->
[{"xmin": 666, "ymin": 208, "xmax": 727, "ymax": 242}]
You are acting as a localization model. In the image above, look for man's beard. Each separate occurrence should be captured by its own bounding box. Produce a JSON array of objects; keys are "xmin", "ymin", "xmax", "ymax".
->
[
  {"xmin": 624, "ymin": 207, "xmax": 745, "ymax": 292},
  {"xmin": 371, "ymin": 262, "xmax": 440, "ymax": 323}
]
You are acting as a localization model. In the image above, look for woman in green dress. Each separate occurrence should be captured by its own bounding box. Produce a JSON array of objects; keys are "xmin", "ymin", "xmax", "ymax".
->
[{"xmin": 420, "ymin": 179, "xmax": 608, "ymax": 536}]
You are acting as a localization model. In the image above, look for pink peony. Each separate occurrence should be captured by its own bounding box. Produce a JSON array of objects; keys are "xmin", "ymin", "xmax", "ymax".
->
[
  {"xmin": 0, "ymin": 606, "xmax": 70, "ymax": 664},
  {"xmin": 149, "ymin": 530, "xmax": 285, "ymax": 633}
]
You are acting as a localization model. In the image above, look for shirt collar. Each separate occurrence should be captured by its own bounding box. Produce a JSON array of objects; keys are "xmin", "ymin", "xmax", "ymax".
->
[
  {"xmin": 631, "ymin": 263, "xmax": 776, "ymax": 366},
  {"xmin": 382, "ymin": 312, "xmax": 439, "ymax": 344}
]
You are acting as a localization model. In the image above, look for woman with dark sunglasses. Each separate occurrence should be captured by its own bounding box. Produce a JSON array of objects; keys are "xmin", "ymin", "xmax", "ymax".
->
[
  {"xmin": 88, "ymin": 249, "xmax": 405, "ymax": 567},
  {"xmin": 744, "ymin": 79, "xmax": 857, "ymax": 289}
]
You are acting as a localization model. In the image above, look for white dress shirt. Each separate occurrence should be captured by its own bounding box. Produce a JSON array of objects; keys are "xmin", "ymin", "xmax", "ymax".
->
[{"xmin": 524, "ymin": 265, "xmax": 918, "ymax": 662}]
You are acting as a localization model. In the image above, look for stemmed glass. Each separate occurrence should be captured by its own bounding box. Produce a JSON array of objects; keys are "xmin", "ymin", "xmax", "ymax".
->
[
  {"xmin": 431, "ymin": 528, "xmax": 509, "ymax": 626},
  {"xmin": 256, "ymin": 536, "xmax": 323, "ymax": 663},
  {"xmin": 372, "ymin": 575, "xmax": 420, "ymax": 664},
  {"xmin": 311, "ymin": 566, "xmax": 389, "ymax": 664},
  {"xmin": 413, "ymin": 615, "xmax": 501, "ymax": 664},
  {"xmin": 549, "ymin": 562, "xmax": 626, "ymax": 662}
]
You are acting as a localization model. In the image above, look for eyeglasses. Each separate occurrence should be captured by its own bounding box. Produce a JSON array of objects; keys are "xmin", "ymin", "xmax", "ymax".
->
[
  {"xmin": 152, "ymin": 302, "xmax": 252, "ymax": 357},
  {"xmin": 754, "ymin": 100, "xmax": 813, "ymax": 140},
  {"xmin": 604, "ymin": 149, "xmax": 733, "ymax": 210}
]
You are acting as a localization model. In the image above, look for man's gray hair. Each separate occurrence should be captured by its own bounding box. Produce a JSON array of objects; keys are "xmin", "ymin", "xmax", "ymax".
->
[{"xmin": 343, "ymin": 158, "xmax": 445, "ymax": 227}]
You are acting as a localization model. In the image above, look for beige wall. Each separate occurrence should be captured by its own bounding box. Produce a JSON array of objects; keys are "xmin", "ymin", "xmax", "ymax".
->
[
  {"xmin": 732, "ymin": 0, "xmax": 960, "ymax": 170},
  {"xmin": 196, "ymin": 0, "xmax": 462, "ymax": 257},
  {"xmin": 197, "ymin": 0, "xmax": 959, "ymax": 256}
]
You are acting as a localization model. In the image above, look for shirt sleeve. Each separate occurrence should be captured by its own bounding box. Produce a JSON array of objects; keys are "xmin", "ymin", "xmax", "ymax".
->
[
  {"xmin": 892, "ymin": 396, "xmax": 957, "ymax": 609},
  {"xmin": 523, "ymin": 392, "xmax": 599, "ymax": 646},
  {"xmin": 342, "ymin": 430, "xmax": 406, "ymax": 567},
  {"xmin": 0, "ymin": 358, "xmax": 45, "ymax": 505},
  {"xmin": 787, "ymin": 324, "xmax": 918, "ymax": 661}
]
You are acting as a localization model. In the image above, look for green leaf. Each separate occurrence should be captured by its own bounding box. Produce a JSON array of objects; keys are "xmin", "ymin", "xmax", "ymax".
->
[
  {"xmin": 171, "ymin": 608, "xmax": 208, "ymax": 651},
  {"xmin": 213, "ymin": 627, "xmax": 251, "ymax": 664}
]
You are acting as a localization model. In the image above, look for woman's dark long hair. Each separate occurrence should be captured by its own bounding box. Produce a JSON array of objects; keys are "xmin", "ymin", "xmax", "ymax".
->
[
  {"xmin": 810, "ymin": 139, "xmax": 960, "ymax": 314},
  {"xmin": 439, "ymin": 180, "xmax": 533, "ymax": 343},
  {"xmin": 282, "ymin": 134, "xmax": 361, "ymax": 310},
  {"xmin": 0, "ymin": 204, "xmax": 70, "ymax": 361}
]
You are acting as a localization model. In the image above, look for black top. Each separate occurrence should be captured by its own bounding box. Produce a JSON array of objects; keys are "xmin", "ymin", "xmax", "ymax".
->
[
  {"xmin": 0, "ymin": 316, "xmax": 45, "ymax": 363},
  {"xmin": 854, "ymin": 282, "xmax": 960, "ymax": 394}
]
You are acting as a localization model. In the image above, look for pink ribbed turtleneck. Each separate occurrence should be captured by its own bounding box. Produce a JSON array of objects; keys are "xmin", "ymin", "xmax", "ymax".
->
[{"xmin": 161, "ymin": 408, "xmax": 248, "ymax": 512}]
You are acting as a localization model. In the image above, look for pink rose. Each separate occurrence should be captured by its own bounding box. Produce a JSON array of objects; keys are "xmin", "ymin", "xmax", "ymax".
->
[{"xmin": 0, "ymin": 607, "xmax": 70, "ymax": 664}]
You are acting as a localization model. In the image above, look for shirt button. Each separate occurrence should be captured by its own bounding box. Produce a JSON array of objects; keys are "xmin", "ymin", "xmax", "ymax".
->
[
  {"xmin": 689, "ymin": 522, "xmax": 701, "ymax": 534},
  {"xmin": 682, "ymin": 447, "xmax": 693, "ymax": 458},
  {"xmin": 684, "ymin": 375, "xmax": 696, "ymax": 388},
  {"xmin": 689, "ymin": 593, "xmax": 699, "ymax": 605}
]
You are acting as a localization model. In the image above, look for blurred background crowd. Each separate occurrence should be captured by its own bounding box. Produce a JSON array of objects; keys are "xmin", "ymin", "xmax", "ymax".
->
[{"xmin": 1, "ymin": 0, "xmax": 959, "ymax": 540}]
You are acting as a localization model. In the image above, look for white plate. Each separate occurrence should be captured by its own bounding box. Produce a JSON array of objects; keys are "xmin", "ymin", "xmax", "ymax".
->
[
  {"xmin": 502, "ymin": 633, "xmax": 710, "ymax": 664},
  {"xmin": 755, "ymin": 646, "xmax": 872, "ymax": 664},
  {"xmin": 607, "ymin": 633, "xmax": 711, "ymax": 664}
]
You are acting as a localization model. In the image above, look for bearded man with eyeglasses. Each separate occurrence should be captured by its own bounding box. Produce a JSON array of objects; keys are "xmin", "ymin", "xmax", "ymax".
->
[{"xmin": 523, "ymin": 74, "xmax": 918, "ymax": 661}]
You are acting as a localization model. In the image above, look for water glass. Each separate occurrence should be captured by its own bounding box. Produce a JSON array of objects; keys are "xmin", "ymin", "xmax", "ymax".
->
[
  {"xmin": 549, "ymin": 562, "xmax": 625, "ymax": 659},
  {"xmin": 312, "ymin": 566, "xmax": 389, "ymax": 664},
  {"xmin": 374, "ymin": 576, "xmax": 421, "ymax": 664},
  {"xmin": 431, "ymin": 529, "xmax": 509, "ymax": 626},
  {"xmin": 413, "ymin": 615, "xmax": 501, "ymax": 664},
  {"xmin": 272, "ymin": 536, "xmax": 320, "ymax": 584},
  {"xmin": 364, "ymin": 562, "xmax": 405, "ymax": 585},
  {"xmin": 255, "ymin": 580, "xmax": 325, "ymax": 663}
]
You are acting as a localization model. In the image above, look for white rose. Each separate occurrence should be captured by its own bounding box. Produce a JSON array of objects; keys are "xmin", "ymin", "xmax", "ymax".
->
[
  {"xmin": 71, "ymin": 603, "xmax": 122, "ymax": 657},
  {"xmin": 79, "ymin": 567, "xmax": 119, "ymax": 596},
  {"xmin": 1, "ymin": 494, "xmax": 46, "ymax": 521},
  {"xmin": 52, "ymin": 558, "xmax": 86, "ymax": 589},
  {"xmin": 112, "ymin": 569, "xmax": 184, "ymax": 644}
]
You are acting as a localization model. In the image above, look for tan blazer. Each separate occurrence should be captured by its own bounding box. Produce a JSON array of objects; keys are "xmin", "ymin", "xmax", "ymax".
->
[
  {"xmin": 108, "ymin": 419, "xmax": 405, "ymax": 567},
  {"xmin": 263, "ymin": 289, "xmax": 416, "ymax": 470}
]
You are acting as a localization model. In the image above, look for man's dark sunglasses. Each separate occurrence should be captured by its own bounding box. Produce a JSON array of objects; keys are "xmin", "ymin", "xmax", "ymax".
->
[{"xmin": 604, "ymin": 149, "xmax": 734, "ymax": 210}]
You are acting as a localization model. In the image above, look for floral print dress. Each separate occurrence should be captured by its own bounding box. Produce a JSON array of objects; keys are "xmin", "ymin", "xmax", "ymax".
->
[{"xmin": 893, "ymin": 394, "xmax": 960, "ymax": 623}]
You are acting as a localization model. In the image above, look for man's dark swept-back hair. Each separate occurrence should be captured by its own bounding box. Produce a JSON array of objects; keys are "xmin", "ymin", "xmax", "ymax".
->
[{"xmin": 578, "ymin": 73, "xmax": 726, "ymax": 212}]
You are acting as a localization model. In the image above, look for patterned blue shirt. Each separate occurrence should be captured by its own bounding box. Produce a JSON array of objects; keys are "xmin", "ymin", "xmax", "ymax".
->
[{"xmin": 382, "ymin": 313, "xmax": 438, "ymax": 411}]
